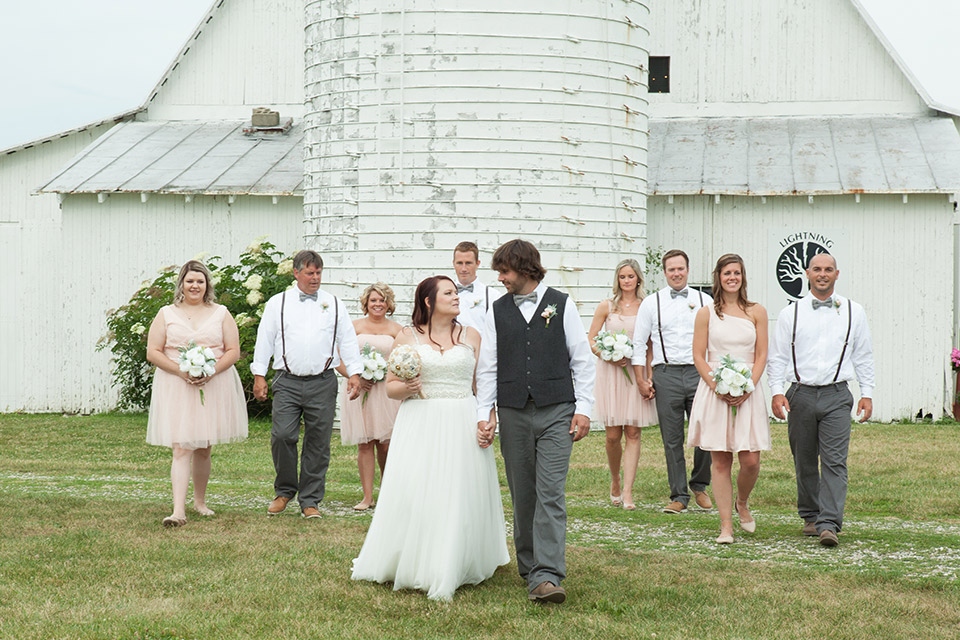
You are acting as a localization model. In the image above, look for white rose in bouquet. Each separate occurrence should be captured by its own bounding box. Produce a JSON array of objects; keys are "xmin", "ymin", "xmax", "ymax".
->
[{"xmin": 592, "ymin": 329, "xmax": 635, "ymax": 384}]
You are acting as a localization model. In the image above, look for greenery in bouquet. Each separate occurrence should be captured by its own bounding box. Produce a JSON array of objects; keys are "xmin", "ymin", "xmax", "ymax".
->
[{"xmin": 98, "ymin": 238, "xmax": 294, "ymax": 415}]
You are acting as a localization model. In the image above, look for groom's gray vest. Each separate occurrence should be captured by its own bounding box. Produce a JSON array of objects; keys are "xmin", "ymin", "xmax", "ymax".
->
[{"xmin": 493, "ymin": 287, "xmax": 576, "ymax": 409}]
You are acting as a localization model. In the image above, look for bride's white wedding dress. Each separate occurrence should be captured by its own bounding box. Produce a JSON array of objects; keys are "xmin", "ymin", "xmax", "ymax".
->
[{"xmin": 350, "ymin": 341, "xmax": 509, "ymax": 601}]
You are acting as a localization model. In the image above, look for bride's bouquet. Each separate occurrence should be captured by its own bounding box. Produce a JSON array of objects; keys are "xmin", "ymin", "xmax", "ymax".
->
[
  {"xmin": 593, "ymin": 329, "xmax": 634, "ymax": 383},
  {"xmin": 177, "ymin": 341, "xmax": 216, "ymax": 405},
  {"xmin": 360, "ymin": 344, "xmax": 388, "ymax": 406},
  {"xmin": 387, "ymin": 344, "xmax": 424, "ymax": 399},
  {"xmin": 711, "ymin": 354, "xmax": 755, "ymax": 419}
]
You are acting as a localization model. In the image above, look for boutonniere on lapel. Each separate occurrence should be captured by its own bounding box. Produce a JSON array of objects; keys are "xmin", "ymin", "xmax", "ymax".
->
[
  {"xmin": 834, "ymin": 299, "xmax": 842, "ymax": 314},
  {"xmin": 471, "ymin": 299, "xmax": 483, "ymax": 309},
  {"xmin": 321, "ymin": 302, "xmax": 330, "ymax": 313},
  {"xmin": 688, "ymin": 301, "xmax": 697, "ymax": 311},
  {"xmin": 542, "ymin": 304, "xmax": 558, "ymax": 327}
]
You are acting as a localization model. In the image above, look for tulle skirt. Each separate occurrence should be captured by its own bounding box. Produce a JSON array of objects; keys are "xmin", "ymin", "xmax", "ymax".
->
[
  {"xmin": 339, "ymin": 378, "xmax": 400, "ymax": 445},
  {"xmin": 146, "ymin": 367, "xmax": 248, "ymax": 450},
  {"xmin": 351, "ymin": 396, "xmax": 509, "ymax": 601},
  {"xmin": 594, "ymin": 359, "xmax": 658, "ymax": 427}
]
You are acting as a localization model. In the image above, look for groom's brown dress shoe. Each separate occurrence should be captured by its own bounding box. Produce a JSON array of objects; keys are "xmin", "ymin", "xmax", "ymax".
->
[
  {"xmin": 268, "ymin": 496, "xmax": 291, "ymax": 515},
  {"xmin": 802, "ymin": 521, "xmax": 818, "ymax": 536},
  {"xmin": 819, "ymin": 530, "xmax": 839, "ymax": 547},
  {"xmin": 301, "ymin": 507, "xmax": 321, "ymax": 519},
  {"xmin": 528, "ymin": 581, "xmax": 566, "ymax": 604}
]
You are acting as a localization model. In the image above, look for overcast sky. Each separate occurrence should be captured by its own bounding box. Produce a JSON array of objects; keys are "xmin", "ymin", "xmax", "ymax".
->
[{"xmin": 0, "ymin": 0, "xmax": 956, "ymax": 151}]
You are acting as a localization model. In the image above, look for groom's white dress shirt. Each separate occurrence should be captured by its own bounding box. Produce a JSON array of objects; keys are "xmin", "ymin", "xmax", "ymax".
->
[
  {"xmin": 476, "ymin": 281, "xmax": 595, "ymax": 421},
  {"xmin": 767, "ymin": 292, "xmax": 874, "ymax": 397},
  {"xmin": 630, "ymin": 287, "xmax": 713, "ymax": 366},
  {"xmin": 251, "ymin": 285, "xmax": 363, "ymax": 377},
  {"xmin": 455, "ymin": 278, "xmax": 502, "ymax": 334}
]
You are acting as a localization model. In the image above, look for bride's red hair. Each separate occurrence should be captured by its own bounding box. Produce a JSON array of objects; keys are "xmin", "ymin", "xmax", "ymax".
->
[{"xmin": 412, "ymin": 275, "xmax": 462, "ymax": 350}]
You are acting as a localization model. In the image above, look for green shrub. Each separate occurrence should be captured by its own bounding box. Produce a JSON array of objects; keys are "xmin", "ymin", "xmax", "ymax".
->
[{"xmin": 98, "ymin": 239, "xmax": 294, "ymax": 416}]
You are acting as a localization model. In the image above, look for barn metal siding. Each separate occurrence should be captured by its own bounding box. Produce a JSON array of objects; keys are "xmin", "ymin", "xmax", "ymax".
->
[
  {"xmin": 647, "ymin": 193, "xmax": 955, "ymax": 421},
  {"xmin": 303, "ymin": 0, "xmax": 651, "ymax": 323},
  {"xmin": 147, "ymin": 0, "xmax": 306, "ymax": 121},
  {"xmin": 50, "ymin": 194, "xmax": 303, "ymax": 413},
  {"xmin": 647, "ymin": 0, "xmax": 929, "ymax": 118},
  {"xmin": 0, "ymin": 125, "xmax": 115, "ymax": 412}
]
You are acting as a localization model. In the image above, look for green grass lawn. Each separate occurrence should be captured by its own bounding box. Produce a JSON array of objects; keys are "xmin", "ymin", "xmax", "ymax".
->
[{"xmin": 1, "ymin": 414, "xmax": 959, "ymax": 640}]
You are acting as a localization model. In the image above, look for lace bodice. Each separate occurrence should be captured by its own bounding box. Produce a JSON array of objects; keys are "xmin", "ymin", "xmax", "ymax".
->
[{"xmin": 416, "ymin": 344, "xmax": 476, "ymax": 399}]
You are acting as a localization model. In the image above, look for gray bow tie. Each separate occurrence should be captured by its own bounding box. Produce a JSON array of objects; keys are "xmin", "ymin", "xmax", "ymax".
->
[
  {"xmin": 811, "ymin": 297, "xmax": 834, "ymax": 310},
  {"xmin": 670, "ymin": 288, "xmax": 688, "ymax": 299},
  {"xmin": 514, "ymin": 292, "xmax": 538, "ymax": 306},
  {"xmin": 299, "ymin": 292, "xmax": 318, "ymax": 302},
  {"xmin": 457, "ymin": 283, "xmax": 474, "ymax": 294}
]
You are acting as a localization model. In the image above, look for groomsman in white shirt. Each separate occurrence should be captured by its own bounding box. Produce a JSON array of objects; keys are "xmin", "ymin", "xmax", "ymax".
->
[
  {"xmin": 768, "ymin": 253, "xmax": 874, "ymax": 547},
  {"xmin": 453, "ymin": 241, "xmax": 502, "ymax": 335},
  {"xmin": 251, "ymin": 250, "xmax": 363, "ymax": 519},
  {"xmin": 631, "ymin": 249, "xmax": 713, "ymax": 514}
]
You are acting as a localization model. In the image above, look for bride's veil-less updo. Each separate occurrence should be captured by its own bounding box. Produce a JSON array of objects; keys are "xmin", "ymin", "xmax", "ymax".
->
[{"xmin": 412, "ymin": 275, "xmax": 461, "ymax": 351}]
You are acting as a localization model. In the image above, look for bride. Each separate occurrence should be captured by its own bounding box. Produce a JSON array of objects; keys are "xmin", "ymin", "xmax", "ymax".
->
[{"xmin": 351, "ymin": 275, "xmax": 509, "ymax": 601}]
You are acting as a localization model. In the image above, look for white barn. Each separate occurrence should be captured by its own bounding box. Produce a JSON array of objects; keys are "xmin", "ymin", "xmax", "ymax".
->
[{"xmin": 1, "ymin": 0, "xmax": 958, "ymax": 420}]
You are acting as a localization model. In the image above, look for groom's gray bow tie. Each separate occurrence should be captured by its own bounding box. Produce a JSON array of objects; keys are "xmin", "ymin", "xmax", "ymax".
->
[
  {"xmin": 457, "ymin": 283, "xmax": 474, "ymax": 294},
  {"xmin": 299, "ymin": 292, "xmax": 318, "ymax": 302},
  {"xmin": 513, "ymin": 292, "xmax": 538, "ymax": 306},
  {"xmin": 670, "ymin": 288, "xmax": 688, "ymax": 299},
  {"xmin": 811, "ymin": 297, "xmax": 834, "ymax": 310}
]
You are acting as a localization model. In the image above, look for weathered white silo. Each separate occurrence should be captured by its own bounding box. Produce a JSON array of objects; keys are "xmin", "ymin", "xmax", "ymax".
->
[{"xmin": 304, "ymin": 0, "xmax": 649, "ymax": 315}]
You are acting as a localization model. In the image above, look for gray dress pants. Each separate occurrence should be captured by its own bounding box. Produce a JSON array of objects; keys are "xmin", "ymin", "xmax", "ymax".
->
[
  {"xmin": 786, "ymin": 382, "xmax": 854, "ymax": 533},
  {"xmin": 270, "ymin": 370, "xmax": 338, "ymax": 510},
  {"xmin": 652, "ymin": 364, "xmax": 712, "ymax": 506},
  {"xmin": 499, "ymin": 400, "xmax": 575, "ymax": 589}
]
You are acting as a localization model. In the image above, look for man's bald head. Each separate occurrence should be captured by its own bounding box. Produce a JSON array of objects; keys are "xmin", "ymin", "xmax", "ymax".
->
[{"xmin": 808, "ymin": 252, "xmax": 837, "ymax": 270}]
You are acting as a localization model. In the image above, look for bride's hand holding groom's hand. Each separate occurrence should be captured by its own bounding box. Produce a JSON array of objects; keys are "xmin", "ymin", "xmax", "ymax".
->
[{"xmin": 477, "ymin": 410, "xmax": 496, "ymax": 448}]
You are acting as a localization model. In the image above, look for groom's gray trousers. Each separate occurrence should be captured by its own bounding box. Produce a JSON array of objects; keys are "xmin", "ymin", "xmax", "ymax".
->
[
  {"xmin": 786, "ymin": 382, "xmax": 854, "ymax": 533},
  {"xmin": 499, "ymin": 399, "xmax": 575, "ymax": 589}
]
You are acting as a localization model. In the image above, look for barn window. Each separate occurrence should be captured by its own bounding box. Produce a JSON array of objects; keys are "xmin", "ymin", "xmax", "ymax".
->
[{"xmin": 649, "ymin": 56, "xmax": 670, "ymax": 93}]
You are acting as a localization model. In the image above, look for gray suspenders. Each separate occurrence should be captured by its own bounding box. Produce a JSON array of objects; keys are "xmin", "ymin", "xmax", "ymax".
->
[
  {"xmin": 791, "ymin": 298, "xmax": 852, "ymax": 384},
  {"xmin": 656, "ymin": 288, "xmax": 704, "ymax": 364},
  {"xmin": 279, "ymin": 291, "xmax": 340, "ymax": 374}
]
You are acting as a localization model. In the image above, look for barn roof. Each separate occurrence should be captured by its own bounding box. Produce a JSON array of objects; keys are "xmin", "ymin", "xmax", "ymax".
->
[
  {"xmin": 647, "ymin": 115, "xmax": 960, "ymax": 196},
  {"xmin": 37, "ymin": 120, "xmax": 304, "ymax": 197}
]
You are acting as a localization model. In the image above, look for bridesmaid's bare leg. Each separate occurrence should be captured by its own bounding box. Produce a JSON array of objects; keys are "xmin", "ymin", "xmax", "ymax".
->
[
  {"xmin": 735, "ymin": 451, "xmax": 761, "ymax": 527},
  {"xmin": 355, "ymin": 442, "xmax": 376, "ymax": 509},
  {"xmin": 621, "ymin": 426, "xmax": 642, "ymax": 509},
  {"xmin": 604, "ymin": 426, "xmax": 624, "ymax": 503},
  {"xmin": 711, "ymin": 451, "xmax": 734, "ymax": 539},
  {"xmin": 192, "ymin": 446, "xmax": 214, "ymax": 516},
  {"xmin": 375, "ymin": 439, "xmax": 389, "ymax": 478},
  {"xmin": 169, "ymin": 445, "xmax": 192, "ymax": 521}
]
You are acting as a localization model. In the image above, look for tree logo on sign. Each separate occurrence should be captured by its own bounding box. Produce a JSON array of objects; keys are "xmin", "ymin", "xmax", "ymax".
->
[{"xmin": 776, "ymin": 242, "xmax": 830, "ymax": 300}]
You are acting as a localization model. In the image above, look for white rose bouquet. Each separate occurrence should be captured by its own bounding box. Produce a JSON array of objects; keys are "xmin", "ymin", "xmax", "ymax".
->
[
  {"xmin": 593, "ymin": 329, "xmax": 634, "ymax": 383},
  {"xmin": 360, "ymin": 344, "xmax": 388, "ymax": 406},
  {"xmin": 177, "ymin": 340, "xmax": 217, "ymax": 405},
  {"xmin": 387, "ymin": 344, "xmax": 424, "ymax": 399},
  {"xmin": 711, "ymin": 354, "xmax": 755, "ymax": 420}
]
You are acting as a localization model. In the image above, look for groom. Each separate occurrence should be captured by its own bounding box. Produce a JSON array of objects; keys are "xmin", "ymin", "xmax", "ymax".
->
[{"xmin": 476, "ymin": 239, "xmax": 595, "ymax": 604}]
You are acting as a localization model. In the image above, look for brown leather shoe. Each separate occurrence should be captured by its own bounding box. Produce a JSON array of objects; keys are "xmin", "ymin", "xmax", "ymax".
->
[
  {"xmin": 662, "ymin": 501, "xmax": 686, "ymax": 514},
  {"xmin": 301, "ymin": 507, "xmax": 321, "ymax": 519},
  {"xmin": 267, "ymin": 496, "xmax": 290, "ymax": 515},
  {"xmin": 802, "ymin": 521, "xmax": 818, "ymax": 536},
  {"xmin": 819, "ymin": 529, "xmax": 839, "ymax": 547},
  {"xmin": 528, "ymin": 581, "xmax": 566, "ymax": 604},
  {"xmin": 693, "ymin": 491, "xmax": 713, "ymax": 510}
]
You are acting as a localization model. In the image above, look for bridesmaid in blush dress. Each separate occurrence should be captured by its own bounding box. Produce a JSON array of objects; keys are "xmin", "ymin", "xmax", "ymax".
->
[
  {"xmin": 587, "ymin": 259, "xmax": 658, "ymax": 511},
  {"xmin": 336, "ymin": 283, "xmax": 403, "ymax": 511},
  {"xmin": 688, "ymin": 254, "xmax": 770, "ymax": 544},
  {"xmin": 146, "ymin": 260, "xmax": 248, "ymax": 528}
]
